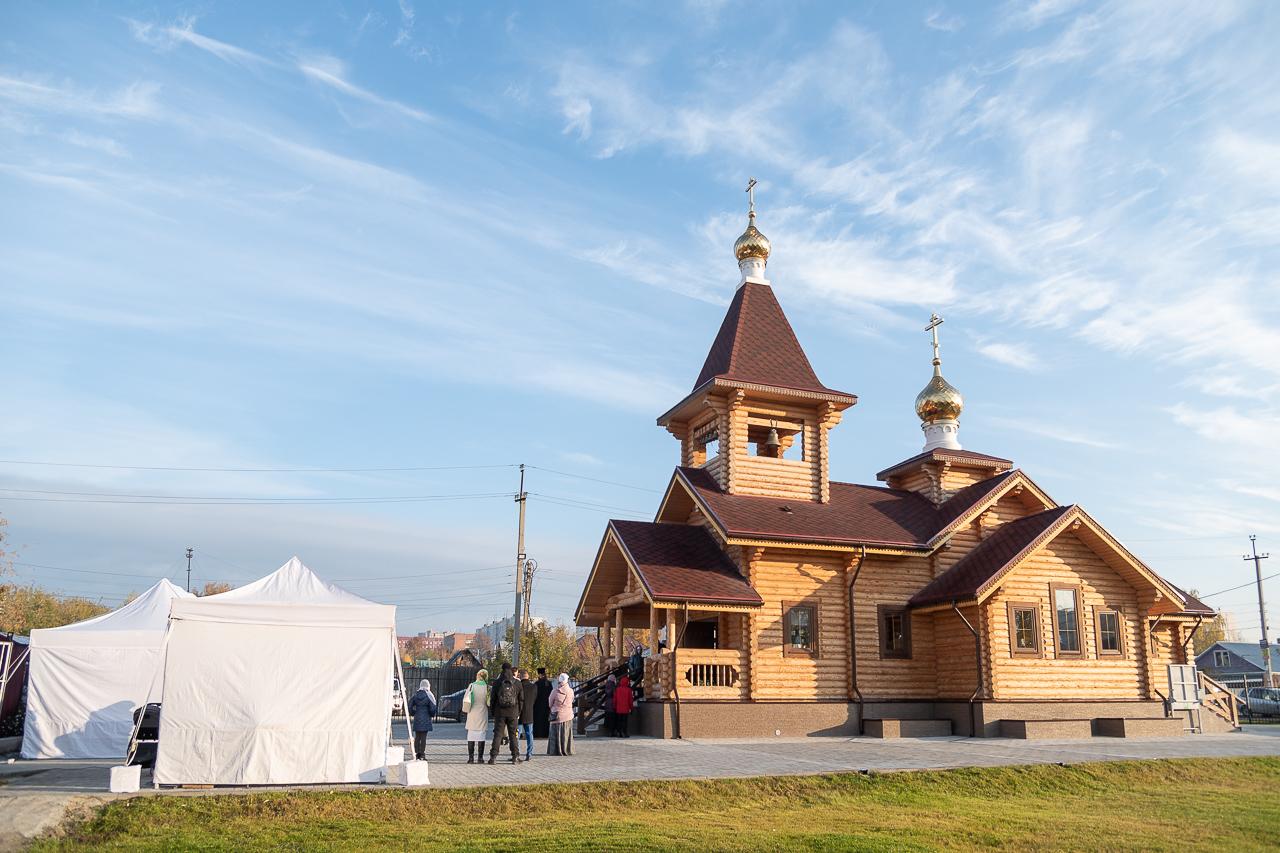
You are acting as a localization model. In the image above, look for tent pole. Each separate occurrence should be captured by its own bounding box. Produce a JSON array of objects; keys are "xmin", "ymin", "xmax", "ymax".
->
[{"xmin": 393, "ymin": 633, "xmax": 414, "ymax": 757}]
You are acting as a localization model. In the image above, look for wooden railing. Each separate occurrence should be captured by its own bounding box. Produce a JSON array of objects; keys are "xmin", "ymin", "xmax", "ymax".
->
[
  {"xmin": 1199, "ymin": 671, "xmax": 1241, "ymax": 729},
  {"xmin": 672, "ymin": 648, "xmax": 747, "ymax": 700}
]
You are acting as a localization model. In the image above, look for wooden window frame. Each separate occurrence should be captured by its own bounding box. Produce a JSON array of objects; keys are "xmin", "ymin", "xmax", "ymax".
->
[
  {"xmin": 1213, "ymin": 649, "xmax": 1231, "ymax": 668},
  {"xmin": 877, "ymin": 604, "xmax": 912, "ymax": 660},
  {"xmin": 1095, "ymin": 607, "xmax": 1125, "ymax": 658},
  {"xmin": 782, "ymin": 601, "xmax": 819, "ymax": 658},
  {"xmin": 1006, "ymin": 600, "xmax": 1042, "ymax": 658},
  {"xmin": 1049, "ymin": 583, "xmax": 1083, "ymax": 657}
]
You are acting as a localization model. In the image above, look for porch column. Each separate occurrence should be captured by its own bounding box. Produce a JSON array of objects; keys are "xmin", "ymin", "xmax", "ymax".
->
[
  {"xmin": 615, "ymin": 607, "xmax": 625, "ymax": 660},
  {"xmin": 602, "ymin": 619, "xmax": 612, "ymax": 663},
  {"xmin": 649, "ymin": 605, "xmax": 661, "ymax": 654}
]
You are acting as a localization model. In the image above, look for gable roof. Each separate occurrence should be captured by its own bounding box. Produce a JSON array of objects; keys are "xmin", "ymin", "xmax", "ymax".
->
[
  {"xmin": 672, "ymin": 466, "xmax": 1046, "ymax": 550},
  {"xmin": 909, "ymin": 506, "xmax": 1074, "ymax": 608},
  {"xmin": 693, "ymin": 282, "xmax": 844, "ymax": 396},
  {"xmin": 877, "ymin": 448, "xmax": 1014, "ymax": 482},
  {"xmin": 609, "ymin": 520, "xmax": 763, "ymax": 606},
  {"xmin": 1197, "ymin": 642, "xmax": 1280, "ymax": 671}
]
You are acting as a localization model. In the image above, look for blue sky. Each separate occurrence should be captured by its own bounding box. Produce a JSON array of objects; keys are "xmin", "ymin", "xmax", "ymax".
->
[{"xmin": 2, "ymin": 1, "xmax": 1278, "ymax": 639}]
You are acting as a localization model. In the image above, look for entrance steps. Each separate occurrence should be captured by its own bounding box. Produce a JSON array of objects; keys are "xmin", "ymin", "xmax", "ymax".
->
[
  {"xmin": 1000, "ymin": 717, "xmax": 1188, "ymax": 739},
  {"xmin": 864, "ymin": 718, "xmax": 952, "ymax": 738},
  {"xmin": 1095, "ymin": 717, "xmax": 1187, "ymax": 738}
]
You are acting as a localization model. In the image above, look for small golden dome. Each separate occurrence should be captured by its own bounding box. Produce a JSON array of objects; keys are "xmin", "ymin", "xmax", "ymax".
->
[
  {"xmin": 734, "ymin": 214, "xmax": 771, "ymax": 263},
  {"xmin": 915, "ymin": 372, "xmax": 963, "ymax": 423}
]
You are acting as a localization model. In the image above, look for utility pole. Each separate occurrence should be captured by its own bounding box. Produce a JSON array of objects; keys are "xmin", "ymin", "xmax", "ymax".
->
[
  {"xmin": 511, "ymin": 465, "xmax": 527, "ymax": 668},
  {"xmin": 185, "ymin": 547, "xmax": 194, "ymax": 594},
  {"xmin": 1243, "ymin": 535, "xmax": 1273, "ymax": 687}
]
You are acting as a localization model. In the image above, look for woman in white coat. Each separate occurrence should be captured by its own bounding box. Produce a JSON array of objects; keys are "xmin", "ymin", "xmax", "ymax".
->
[{"xmin": 463, "ymin": 669, "xmax": 490, "ymax": 764}]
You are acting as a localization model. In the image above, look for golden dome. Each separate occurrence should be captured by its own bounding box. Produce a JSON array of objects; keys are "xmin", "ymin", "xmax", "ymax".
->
[
  {"xmin": 733, "ymin": 214, "xmax": 771, "ymax": 263},
  {"xmin": 915, "ymin": 371, "xmax": 963, "ymax": 423}
]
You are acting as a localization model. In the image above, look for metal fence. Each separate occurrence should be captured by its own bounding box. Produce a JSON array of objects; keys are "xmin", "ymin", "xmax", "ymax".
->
[{"xmin": 400, "ymin": 665, "xmax": 480, "ymax": 721}]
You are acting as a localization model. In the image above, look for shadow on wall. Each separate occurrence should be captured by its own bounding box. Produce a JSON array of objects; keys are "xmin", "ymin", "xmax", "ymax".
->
[{"xmin": 52, "ymin": 699, "xmax": 135, "ymax": 759}]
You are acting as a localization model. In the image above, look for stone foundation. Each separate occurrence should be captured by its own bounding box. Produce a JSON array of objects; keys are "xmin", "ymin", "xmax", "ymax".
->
[{"xmin": 630, "ymin": 698, "xmax": 1184, "ymax": 739}]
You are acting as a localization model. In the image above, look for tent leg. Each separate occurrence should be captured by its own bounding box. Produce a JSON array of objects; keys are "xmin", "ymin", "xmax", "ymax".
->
[{"xmin": 393, "ymin": 636, "xmax": 414, "ymax": 757}]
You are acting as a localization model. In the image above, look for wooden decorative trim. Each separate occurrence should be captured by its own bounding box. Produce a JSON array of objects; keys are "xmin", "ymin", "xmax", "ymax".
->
[
  {"xmin": 1049, "ymin": 583, "xmax": 1083, "ymax": 657},
  {"xmin": 1005, "ymin": 600, "xmax": 1042, "ymax": 658},
  {"xmin": 877, "ymin": 604, "xmax": 912, "ymax": 660},
  {"xmin": 781, "ymin": 600, "xmax": 818, "ymax": 658},
  {"xmin": 1095, "ymin": 607, "xmax": 1125, "ymax": 658}
]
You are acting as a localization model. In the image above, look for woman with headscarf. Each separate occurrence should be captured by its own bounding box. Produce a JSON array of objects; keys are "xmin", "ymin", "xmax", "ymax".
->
[
  {"xmin": 407, "ymin": 679, "xmax": 437, "ymax": 761},
  {"xmin": 602, "ymin": 673, "xmax": 617, "ymax": 738},
  {"xmin": 463, "ymin": 669, "xmax": 490, "ymax": 764},
  {"xmin": 547, "ymin": 673, "xmax": 575, "ymax": 756}
]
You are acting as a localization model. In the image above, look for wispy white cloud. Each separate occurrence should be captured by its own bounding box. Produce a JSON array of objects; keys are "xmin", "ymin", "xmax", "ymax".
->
[
  {"xmin": 977, "ymin": 341, "xmax": 1040, "ymax": 371},
  {"xmin": 298, "ymin": 56, "xmax": 430, "ymax": 122},
  {"xmin": 0, "ymin": 75, "xmax": 161, "ymax": 119},
  {"xmin": 924, "ymin": 9, "xmax": 965, "ymax": 32},
  {"xmin": 986, "ymin": 415, "xmax": 1118, "ymax": 448},
  {"xmin": 128, "ymin": 17, "xmax": 270, "ymax": 68}
]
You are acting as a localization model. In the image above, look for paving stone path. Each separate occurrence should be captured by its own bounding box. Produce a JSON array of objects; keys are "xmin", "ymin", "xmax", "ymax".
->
[{"xmin": 3, "ymin": 723, "xmax": 1278, "ymax": 847}]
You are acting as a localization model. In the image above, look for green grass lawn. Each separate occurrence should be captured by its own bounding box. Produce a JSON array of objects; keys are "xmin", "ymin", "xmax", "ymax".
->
[{"xmin": 39, "ymin": 758, "xmax": 1280, "ymax": 852}]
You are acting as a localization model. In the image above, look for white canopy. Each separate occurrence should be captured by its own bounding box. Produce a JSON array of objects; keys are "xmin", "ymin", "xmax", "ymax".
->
[
  {"xmin": 21, "ymin": 578, "xmax": 191, "ymax": 759},
  {"xmin": 153, "ymin": 557, "xmax": 397, "ymax": 786}
]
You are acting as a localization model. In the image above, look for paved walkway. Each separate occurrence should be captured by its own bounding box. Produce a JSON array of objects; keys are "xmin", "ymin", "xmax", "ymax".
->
[{"xmin": 3, "ymin": 723, "xmax": 1279, "ymax": 848}]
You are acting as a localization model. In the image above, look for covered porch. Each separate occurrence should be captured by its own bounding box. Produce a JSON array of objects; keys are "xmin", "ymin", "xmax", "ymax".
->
[{"xmin": 575, "ymin": 520, "xmax": 763, "ymax": 702}]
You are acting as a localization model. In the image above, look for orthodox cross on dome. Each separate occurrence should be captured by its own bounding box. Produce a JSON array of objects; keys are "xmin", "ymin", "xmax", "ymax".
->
[
  {"xmin": 746, "ymin": 177, "xmax": 758, "ymax": 220},
  {"xmin": 925, "ymin": 313, "xmax": 944, "ymax": 375}
]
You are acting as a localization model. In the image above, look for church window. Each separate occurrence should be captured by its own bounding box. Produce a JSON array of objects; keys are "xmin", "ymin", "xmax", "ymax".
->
[
  {"xmin": 782, "ymin": 602, "xmax": 817, "ymax": 657},
  {"xmin": 1006, "ymin": 602, "xmax": 1040, "ymax": 657},
  {"xmin": 1096, "ymin": 609, "xmax": 1123, "ymax": 656},
  {"xmin": 878, "ymin": 605, "xmax": 911, "ymax": 659},
  {"xmin": 1050, "ymin": 585, "xmax": 1082, "ymax": 656}
]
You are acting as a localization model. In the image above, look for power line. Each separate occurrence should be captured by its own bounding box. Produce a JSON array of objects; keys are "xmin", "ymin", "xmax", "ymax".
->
[
  {"xmin": 1198, "ymin": 572, "xmax": 1280, "ymax": 600},
  {"xmin": 0, "ymin": 460, "xmax": 520, "ymax": 474},
  {"xmin": 526, "ymin": 465, "xmax": 661, "ymax": 494},
  {"xmin": 0, "ymin": 492, "xmax": 513, "ymax": 506}
]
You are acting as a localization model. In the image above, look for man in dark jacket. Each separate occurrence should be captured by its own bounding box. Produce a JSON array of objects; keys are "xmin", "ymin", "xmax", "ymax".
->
[
  {"xmin": 488, "ymin": 662, "xmax": 523, "ymax": 764},
  {"xmin": 533, "ymin": 667, "xmax": 552, "ymax": 738},
  {"xmin": 516, "ymin": 669, "xmax": 537, "ymax": 761}
]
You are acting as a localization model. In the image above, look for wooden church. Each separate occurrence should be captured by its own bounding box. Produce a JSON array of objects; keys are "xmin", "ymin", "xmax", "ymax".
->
[{"xmin": 574, "ymin": 191, "xmax": 1229, "ymax": 739}]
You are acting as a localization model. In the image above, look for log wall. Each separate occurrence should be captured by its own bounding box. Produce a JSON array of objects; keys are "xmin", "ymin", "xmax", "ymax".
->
[
  {"xmin": 984, "ymin": 530, "xmax": 1147, "ymax": 700},
  {"xmin": 853, "ymin": 554, "xmax": 939, "ymax": 699},
  {"xmin": 750, "ymin": 548, "xmax": 850, "ymax": 700}
]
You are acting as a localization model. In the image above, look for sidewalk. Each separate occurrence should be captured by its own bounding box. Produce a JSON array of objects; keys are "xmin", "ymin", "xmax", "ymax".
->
[{"xmin": 3, "ymin": 723, "xmax": 1279, "ymax": 848}]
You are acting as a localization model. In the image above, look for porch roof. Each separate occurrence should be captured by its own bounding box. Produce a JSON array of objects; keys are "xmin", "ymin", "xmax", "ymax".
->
[{"xmin": 610, "ymin": 520, "xmax": 764, "ymax": 607}]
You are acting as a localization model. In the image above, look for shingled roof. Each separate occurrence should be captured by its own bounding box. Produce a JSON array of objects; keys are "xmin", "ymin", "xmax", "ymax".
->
[
  {"xmin": 877, "ymin": 448, "xmax": 1014, "ymax": 482},
  {"xmin": 693, "ymin": 282, "xmax": 850, "ymax": 397},
  {"xmin": 609, "ymin": 520, "xmax": 763, "ymax": 606},
  {"xmin": 909, "ymin": 506, "xmax": 1074, "ymax": 608},
  {"xmin": 676, "ymin": 466, "xmax": 1028, "ymax": 549}
]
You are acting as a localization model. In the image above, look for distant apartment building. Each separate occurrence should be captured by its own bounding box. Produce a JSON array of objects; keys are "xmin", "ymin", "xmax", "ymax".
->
[
  {"xmin": 475, "ymin": 615, "xmax": 547, "ymax": 648},
  {"xmin": 442, "ymin": 632, "xmax": 476, "ymax": 654}
]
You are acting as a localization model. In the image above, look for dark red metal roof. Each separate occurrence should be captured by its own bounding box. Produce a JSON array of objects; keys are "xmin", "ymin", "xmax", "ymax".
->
[
  {"xmin": 677, "ymin": 466, "xmax": 1019, "ymax": 548},
  {"xmin": 909, "ymin": 506, "xmax": 1074, "ymax": 608},
  {"xmin": 877, "ymin": 448, "xmax": 1013, "ymax": 481},
  {"xmin": 693, "ymin": 282, "xmax": 850, "ymax": 397},
  {"xmin": 609, "ymin": 520, "xmax": 763, "ymax": 606}
]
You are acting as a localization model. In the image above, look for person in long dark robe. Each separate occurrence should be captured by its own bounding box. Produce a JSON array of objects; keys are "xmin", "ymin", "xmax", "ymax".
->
[{"xmin": 532, "ymin": 667, "xmax": 552, "ymax": 738}]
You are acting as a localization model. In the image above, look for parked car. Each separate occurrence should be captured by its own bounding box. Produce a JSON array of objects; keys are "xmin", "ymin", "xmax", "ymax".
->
[
  {"xmin": 1244, "ymin": 687, "xmax": 1280, "ymax": 717},
  {"xmin": 127, "ymin": 703, "xmax": 162, "ymax": 768},
  {"xmin": 438, "ymin": 688, "xmax": 467, "ymax": 722},
  {"xmin": 392, "ymin": 679, "xmax": 405, "ymax": 715}
]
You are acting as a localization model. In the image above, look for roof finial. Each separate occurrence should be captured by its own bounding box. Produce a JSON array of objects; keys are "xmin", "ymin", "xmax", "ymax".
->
[
  {"xmin": 925, "ymin": 312, "xmax": 944, "ymax": 377},
  {"xmin": 734, "ymin": 177, "xmax": 771, "ymax": 281},
  {"xmin": 915, "ymin": 311, "xmax": 963, "ymax": 451}
]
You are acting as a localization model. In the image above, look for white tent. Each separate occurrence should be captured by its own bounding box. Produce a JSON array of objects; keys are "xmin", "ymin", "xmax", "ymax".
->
[
  {"xmin": 153, "ymin": 557, "xmax": 397, "ymax": 786},
  {"xmin": 21, "ymin": 578, "xmax": 191, "ymax": 759}
]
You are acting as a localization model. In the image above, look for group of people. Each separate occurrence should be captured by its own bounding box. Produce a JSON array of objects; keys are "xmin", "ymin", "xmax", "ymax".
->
[
  {"xmin": 408, "ymin": 664, "xmax": 576, "ymax": 765},
  {"xmin": 601, "ymin": 673, "xmax": 635, "ymax": 737}
]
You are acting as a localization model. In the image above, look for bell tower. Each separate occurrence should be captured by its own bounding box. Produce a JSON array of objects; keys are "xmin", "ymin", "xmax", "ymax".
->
[{"xmin": 657, "ymin": 182, "xmax": 857, "ymax": 503}]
